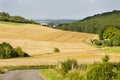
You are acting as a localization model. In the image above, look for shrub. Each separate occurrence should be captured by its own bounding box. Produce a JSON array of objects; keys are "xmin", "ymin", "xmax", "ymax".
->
[
  {"xmin": 111, "ymin": 32, "xmax": 120, "ymax": 46},
  {"xmin": 66, "ymin": 70, "xmax": 80, "ymax": 80},
  {"xmin": 86, "ymin": 63, "xmax": 119, "ymax": 80},
  {"xmin": 14, "ymin": 47, "xmax": 25, "ymax": 57},
  {"xmin": 60, "ymin": 59, "xmax": 78, "ymax": 77},
  {"xmin": 54, "ymin": 48, "xmax": 60, "ymax": 53},
  {"xmin": 0, "ymin": 42, "xmax": 29, "ymax": 59},
  {"xmin": 93, "ymin": 39, "xmax": 103, "ymax": 46},
  {"xmin": 102, "ymin": 55, "xmax": 110, "ymax": 63},
  {"xmin": 103, "ymin": 27, "xmax": 119, "ymax": 40},
  {"xmin": 103, "ymin": 40, "xmax": 113, "ymax": 47},
  {"xmin": 86, "ymin": 55, "xmax": 120, "ymax": 80}
]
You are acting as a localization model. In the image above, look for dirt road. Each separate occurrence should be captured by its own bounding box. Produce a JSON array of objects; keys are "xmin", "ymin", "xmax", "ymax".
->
[{"xmin": 0, "ymin": 70, "xmax": 44, "ymax": 80}]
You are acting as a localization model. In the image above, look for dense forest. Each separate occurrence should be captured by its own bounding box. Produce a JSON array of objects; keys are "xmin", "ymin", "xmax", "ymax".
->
[
  {"xmin": 56, "ymin": 10, "xmax": 120, "ymax": 46},
  {"xmin": 0, "ymin": 12, "xmax": 37, "ymax": 24},
  {"xmin": 56, "ymin": 10, "xmax": 120, "ymax": 34}
]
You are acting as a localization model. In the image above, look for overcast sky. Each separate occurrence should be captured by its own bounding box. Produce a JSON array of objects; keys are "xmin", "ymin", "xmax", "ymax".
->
[{"xmin": 0, "ymin": 0, "xmax": 120, "ymax": 19}]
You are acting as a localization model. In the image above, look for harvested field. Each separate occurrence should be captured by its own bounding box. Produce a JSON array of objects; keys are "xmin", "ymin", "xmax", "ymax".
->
[
  {"xmin": 0, "ymin": 24, "xmax": 98, "ymax": 55},
  {"xmin": 0, "ymin": 53, "xmax": 120, "ymax": 66},
  {"xmin": 0, "ymin": 24, "xmax": 98, "ymax": 42},
  {"xmin": 0, "ymin": 23, "xmax": 119, "ymax": 66},
  {"xmin": 0, "ymin": 39, "xmax": 97, "ymax": 55}
]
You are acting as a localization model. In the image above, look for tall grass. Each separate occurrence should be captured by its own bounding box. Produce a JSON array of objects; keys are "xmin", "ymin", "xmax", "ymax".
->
[{"xmin": 0, "ymin": 65, "xmax": 56, "ymax": 73}]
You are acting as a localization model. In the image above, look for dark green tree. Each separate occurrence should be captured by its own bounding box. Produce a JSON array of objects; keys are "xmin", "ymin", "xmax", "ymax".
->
[
  {"xmin": 111, "ymin": 31, "xmax": 120, "ymax": 46},
  {"xmin": 0, "ymin": 42, "xmax": 29, "ymax": 59},
  {"xmin": 103, "ymin": 27, "xmax": 119, "ymax": 40}
]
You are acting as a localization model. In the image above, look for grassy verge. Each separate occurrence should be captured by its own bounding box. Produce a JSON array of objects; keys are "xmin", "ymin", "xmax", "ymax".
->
[
  {"xmin": 0, "ymin": 21, "xmax": 25, "ymax": 26},
  {"xmin": 101, "ymin": 47, "xmax": 120, "ymax": 53},
  {"xmin": 41, "ymin": 69, "xmax": 64, "ymax": 80},
  {"xmin": 40, "ymin": 63, "xmax": 120, "ymax": 80},
  {"xmin": 86, "ymin": 42, "xmax": 120, "ymax": 53},
  {"xmin": 0, "ymin": 65, "xmax": 56, "ymax": 74}
]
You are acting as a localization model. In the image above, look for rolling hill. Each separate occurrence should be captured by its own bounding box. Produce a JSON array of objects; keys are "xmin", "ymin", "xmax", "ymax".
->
[
  {"xmin": 0, "ymin": 23, "xmax": 98, "ymax": 55},
  {"xmin": 0, "ymin": 23, "xmax": 119, "ymax": 66},
  {"xmin": 56, "ymin": 10, "xmax": 120, "ymax": 34}
]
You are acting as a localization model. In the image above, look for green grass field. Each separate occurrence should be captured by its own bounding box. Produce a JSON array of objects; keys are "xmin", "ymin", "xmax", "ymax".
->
[
  {"xmin": 41, "ymin": 69, "xmax": 64, "ymax": 80},
  {"xmin": 101, "ymin": 47, "xmax": 120, "ymax": 53}
]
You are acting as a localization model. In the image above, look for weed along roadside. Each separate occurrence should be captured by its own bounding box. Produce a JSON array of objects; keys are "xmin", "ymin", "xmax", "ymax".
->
[
  {"xmin": 0, "ymin": 65, "xmax": 56, "ymax": 73},
  {"xmin": 40, "ymin": 55, "xmax": 120, "ymax": 80}
]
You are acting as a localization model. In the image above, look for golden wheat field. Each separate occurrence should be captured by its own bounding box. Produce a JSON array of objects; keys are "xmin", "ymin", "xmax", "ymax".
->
[{"xmin": 0, "ymin": 23, "xmax": 119, "ymax": 66}]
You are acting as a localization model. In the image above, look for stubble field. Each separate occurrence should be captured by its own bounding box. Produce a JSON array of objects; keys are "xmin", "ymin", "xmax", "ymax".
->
[{"xmin": 0, "ymin": 23, "xmax": 119, "ymax": 66}]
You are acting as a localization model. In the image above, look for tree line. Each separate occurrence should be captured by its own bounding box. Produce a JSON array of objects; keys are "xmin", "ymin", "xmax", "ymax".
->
[
  {"xmin": 55, "ymin": 10, "xmax": 120, "ymax": 46},
  {"xmin": 56, "ymin": 10, "xmax": 120, "ymax": 34},
  {"xmin": 0, "ymin": 12, "xmax": 37, "ymax": 24}
]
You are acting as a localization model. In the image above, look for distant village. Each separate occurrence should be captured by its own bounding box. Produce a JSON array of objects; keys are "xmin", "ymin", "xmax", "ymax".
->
[{"xmin": 35, "ymin": 19, "xmax": 77, "ymax": 27}]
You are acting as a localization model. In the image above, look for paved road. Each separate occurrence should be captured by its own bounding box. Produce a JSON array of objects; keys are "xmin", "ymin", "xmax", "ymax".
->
[{"xmin": 0, "ymin": 70, "xmax": 44, "ymax": 80}]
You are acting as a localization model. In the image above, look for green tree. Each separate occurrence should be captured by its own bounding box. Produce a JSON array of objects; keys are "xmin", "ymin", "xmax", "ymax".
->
[
  {"xmin": 111, "ymin": 31, "xmax": 120, "ymax": 46},
  {"xmin": 0, "ymin": 42, "xmax": 29, "ymax": 59},
  {"xmin": 14, "ymin": 47, "xmax": 24, "ymax": 57},
  {"xmin": 103, "ymin": 40, "xmax": 113, "ymax": 47},
  {"xmin": 103, "ymin": 27, "xmax": 119, "ymax": 40},
  {"xmin": 0, "ymin": 45, "xmax": 5, "ymax": 59},
  {"xmin": 0, "ymin": 11, "xmax": 37, "ymax": 24},
  {"xmin": 86, "ymin": 55, "xmax": 120, "ymax": 80},
  {"xmin": 86, "ymin": 63, "xmax": 118, "ymax": 80},
  {"xmin": 1, "ymin": 42, "xmax": 13, "ymax": 58}
]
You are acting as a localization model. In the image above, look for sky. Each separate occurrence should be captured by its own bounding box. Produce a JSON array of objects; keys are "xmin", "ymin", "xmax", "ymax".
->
[{"xmin": 0, "ymin": 0, "xmax": 120, "ymax": 19}]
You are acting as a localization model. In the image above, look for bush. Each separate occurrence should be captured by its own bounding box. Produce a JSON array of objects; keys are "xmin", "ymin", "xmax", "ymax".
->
[
  {"xmin": 111, "ymin": 32, "xmax": 120, "ymax": 46},
  {"xmin": 103, "ymin": 27, "xmax": 119, "ymax": 40},
  {"xmin": 14, "ymin": 47, "xmax": 25, "ymax": 57},
  {"xmin": 60, "ymin": 59, "xmax": 78, "ymax": 77},
  {"xmin": 86, "ymin": 63, "xmax": 119, "ymax": 80},
  {"xmin": 102, "ymin": 55, "xmax": 110, "ymax": 63},
  {"xmin": 93, "ymin": 39, "xmax": 103, "ymax": 46},
  {"xmin": 103, "ymin": 40, "xmax": 113, "ymax": 47},
  {"xmin": 54, "ymin": 48, "xmax": 60, "ymax": 53},
  {"xmin": 0, "ymin": 42, "xmax": 29, "ymax": 59},
  {"xmin": 66, "ymin": 70, "xmax": 81, "ymax": 80},
  {"xmin": 86, "ymin": 55, "xmax": 120, "ymax": 80}
]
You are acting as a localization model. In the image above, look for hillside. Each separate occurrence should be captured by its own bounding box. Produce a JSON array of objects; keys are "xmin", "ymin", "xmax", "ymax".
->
[
  {"xmin": 0, "ymin": 23, "xmax": 120, "ymax": 66},
  {"xmin": 56, "ymin": 10, "xmax": 120, "ymax": 34},
  {"xmin": 0, "ymin": 23, "xmax": 98, "ymax": 55}
]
